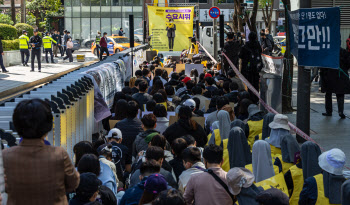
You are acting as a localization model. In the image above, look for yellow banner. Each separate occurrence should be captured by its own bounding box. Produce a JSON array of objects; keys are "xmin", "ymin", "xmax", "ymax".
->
[{"xmin": 148, "ymin": 6, "xmax": 194, "ymax": 51}]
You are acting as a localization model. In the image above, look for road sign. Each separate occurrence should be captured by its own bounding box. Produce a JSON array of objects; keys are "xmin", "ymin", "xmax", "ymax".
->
[{"xmin": 209, "ymin": 7, "xmax": 220, "ymax": 19}]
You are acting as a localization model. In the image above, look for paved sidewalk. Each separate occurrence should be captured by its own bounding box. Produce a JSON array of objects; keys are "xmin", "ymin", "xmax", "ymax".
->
[
  {"xmin": 0, "ymin": 51, "xmax": 98, "ymax": 99},
  {"xmin": 286, "ymin": 67, "xmax": 350, "ymax": 167}
]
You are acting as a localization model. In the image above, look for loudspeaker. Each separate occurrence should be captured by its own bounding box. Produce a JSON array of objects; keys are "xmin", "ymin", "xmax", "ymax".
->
[
  {"xmin": 129, "ymin": 14, "xmax": 134, "ymax": 48},
  {"xmin": 219, "ymin": 15, "xmax": 224, "ymax": 49}
]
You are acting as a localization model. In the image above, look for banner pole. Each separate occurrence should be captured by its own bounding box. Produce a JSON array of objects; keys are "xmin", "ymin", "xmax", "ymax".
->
[
  {"xmin": 296, "ymin": 0, "xmax": 311, "ymax": 143},
  {"xmin": 213, "ymin": 0, "xmax": 218, "ymax": 60}
]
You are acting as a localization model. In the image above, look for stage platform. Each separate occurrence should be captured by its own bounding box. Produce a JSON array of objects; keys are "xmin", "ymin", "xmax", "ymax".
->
[{"xmin": 0, "ymin": 53, "xmax": 97, "ymax": 102}]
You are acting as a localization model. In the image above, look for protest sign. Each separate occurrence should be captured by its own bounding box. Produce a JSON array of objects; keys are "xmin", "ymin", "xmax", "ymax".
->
[{"xmin": 262, "ymin": 54, "xmax": 284, "ymax": 76}]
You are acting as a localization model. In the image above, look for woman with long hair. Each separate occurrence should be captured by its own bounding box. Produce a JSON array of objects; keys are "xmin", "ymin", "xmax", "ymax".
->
[
  {"xmin": 111, "ymin": 99, "xmax": 128, "ymax": 120},
  {"xmin": 150, "ymin": 78, "xmax": 165, "ymax": 95}
]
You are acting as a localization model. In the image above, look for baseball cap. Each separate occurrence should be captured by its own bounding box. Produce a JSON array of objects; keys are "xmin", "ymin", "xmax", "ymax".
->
[
  {"xmin": 97, "ymin": 143, "xmax": 112, "ymax": 155},
  {"xmin": 182, "ymin": 77, "xmax": 191, "ymax": 84},
  {"xmin": 183, "ymin": 99, "xmax": 196, "ymax": 110},
  {"xmin": 106, "ymin": 128, "xmax": 122, "ymax": 139},
  {"xmin": 144, "ymin": 173, "xmax": 168, "ymax": 194},
  {"xmin": 204, "ymin": 73, "xmax": 212, "ymax": 78},
  {"xmin": 77, "ymin": 173, "xmax": 102, "ymax": 196},
  {"xmin": 22, "ymin": 30, "xmax": 27, "ymax": 34}
]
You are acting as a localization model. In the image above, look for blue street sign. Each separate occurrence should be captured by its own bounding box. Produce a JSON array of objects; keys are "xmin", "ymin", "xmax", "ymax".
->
[{"xmin": 209, "ymin": 7, "xmax": 220, "ymax": 19}]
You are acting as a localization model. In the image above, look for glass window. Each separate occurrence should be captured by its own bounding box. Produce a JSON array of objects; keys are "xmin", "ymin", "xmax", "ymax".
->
[
  {"xmin": 81, "ymin": 0, "xmax": 90, "ymax": 17},
  {"xmin": 123, "ymin": 0, "xmax": 133, "ymax": 6},
  {"xmin": 72, "ymin": 18, "xmax": 81, "ymax": 40},
  {"xmin": 72, "ymin": 0, "xmax": 80, "ymax": 6},
  {"xmin": 81, "ymin": 18, "xmax": 91, "ymax": 44},
  {"xmin": 111, "ymin": 0, "xmax": 119, "ymax": 5},
  {"xmin": 122, "ymin": 6, "xmax": 132, "ymax": 18},
  {"xmin": 91, "ymin": 18, "xmax": 101, "ymax": 37},
  {"xmin": 101, "ymin": 0, "xmax": 110, "ymax": 6},
  {"xmin": 91, "ymin": 0, "xmax": 100, "ymax": 5},
  {"xmin": 111, "ymin": 6, "xmax": 121, "ymax": 18},
  {"xmin": 72, "ymin": 6, "xmax": 81, "ymax": 17},
  {"xmin": 101, "ymin": 18, "xmax": 111, "ymax": 35},
  {"xmin": 65, "ymin": 0, "xmax": 71, "ymax": 6},
  {"xmin": 101, "ymin": 6, "xmax": 111, "ymax": 18},
  {"xmin": 65, "ymin": 18, "xmax": 72, "ymax": 34},
  {"xmin": 107, "ymin": 37, "xmax": 114, "ymax": 43},
  {"xmin": 121, "ymin": 18, "xmax": 129, "ymax": 38},
  {"xmin": 189, "ymin": 0, "xmax": 207, "ymax": 3},
  {"xmin": 65, "ymin": 6, "xmax": 72, "ymax": 17},
  {"xmin": 91, "ymin": 6, "xmax": 101, "ymax": 17},
  {"xmin": 133, "ymin": 0, "xmax": 143, "ymax": 6},
  {"xmin": 133, "ymin": 6, "xmax": 142, "ymax": 17},
  {"xmin": 134, "ymin": 18, "xmax": 143, "ymax": 42},
  {"xmin": 112, "ymin": 18, "xmax": 121, "ymax": 35},
  {"xmin": 227, "ymin": 0, "xmax": 233, "ymax": 3}
]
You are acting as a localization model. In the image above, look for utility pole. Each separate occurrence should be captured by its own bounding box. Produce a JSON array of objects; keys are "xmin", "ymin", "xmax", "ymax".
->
[
  {"xmin": 213, "ymin": 0, "xmax": 218, "ymax": 60},
  {"xmin": 296, "ymin": 0, "xmax": 311, "ymax": 143},
  {"xmin": 21, "ymin": 0, "xmax": 26, "ymax": 23}
]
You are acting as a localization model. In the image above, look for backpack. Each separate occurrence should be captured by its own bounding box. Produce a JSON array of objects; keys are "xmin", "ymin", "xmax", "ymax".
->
[{"xmin": 245, "ymin": 46, "xmax": 263, "ymax": 73}]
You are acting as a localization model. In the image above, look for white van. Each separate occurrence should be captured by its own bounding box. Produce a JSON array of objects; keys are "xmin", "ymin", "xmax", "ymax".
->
[{"xmin": 199, "ymin": 26, "xmax": 230, "ymax": 56}]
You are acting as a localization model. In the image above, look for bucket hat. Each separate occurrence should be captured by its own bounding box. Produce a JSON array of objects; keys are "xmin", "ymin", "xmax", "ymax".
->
[
  {"xmin": 318, "ymin": 148, "xmax": 346, "ymax": 175},
  {"xmin": 269, "ymin": 114, "xmax": 290, "ymax": 131},
  {"xmin": 227, "ymin": 167, "xmax": 255, "ymax": 195}
]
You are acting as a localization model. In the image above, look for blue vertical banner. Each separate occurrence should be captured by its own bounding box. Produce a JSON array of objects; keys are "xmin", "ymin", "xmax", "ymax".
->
[{"xmin": 288, "ymin": 7, "xmax": 340, "ymax": 69}]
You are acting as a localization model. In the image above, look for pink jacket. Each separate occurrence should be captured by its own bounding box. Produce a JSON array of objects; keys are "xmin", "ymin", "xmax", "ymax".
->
[{"xmin": 67, "ymin": 41, "xmax": 73, "ymax": 49}]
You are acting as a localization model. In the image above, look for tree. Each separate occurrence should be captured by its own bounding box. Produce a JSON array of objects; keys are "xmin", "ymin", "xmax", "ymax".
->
[
  {"xmin": 26, "ymin": 0, "xmax": 61, "ymax": 29},
  {"xmin": 11, "ymin": 0, "xmax": 16, "ymax": 24},
  {"xmin": 281, "ymin": 0, "xmax": 294, "ymax": 113},
  {"xmin": 244, "ymin": 0, "xmax": 259, "ymax": 34},
  {"xmin": 259, "ymin": 0, "xmax": 274, "ymax": 30},
  {"xmin": 0, "ymin": 13, "xmax": 14, "ymax": 25},
  {"xmin": 232, "ymin": 0, "xmax": 244, "ymax": 32}
]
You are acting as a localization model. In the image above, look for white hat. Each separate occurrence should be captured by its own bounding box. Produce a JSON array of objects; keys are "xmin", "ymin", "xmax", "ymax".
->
[
  {"xmin": 227, "ymin": 168, "xmax": 255, "ymax": 195},
  {"xmin": 269, "ymin": 114, "xmax": 290, "ymax": 131},
  {"xmin": 318, "ymin": 148, "xmax": 346, "ymax": 175},
  {"xmin": 106, "ymin": 128, "xmax": 122, "ymax": 139},
  {"xmin": 183, "ymin": 99, "xmax": 196, "ymax": 110}
]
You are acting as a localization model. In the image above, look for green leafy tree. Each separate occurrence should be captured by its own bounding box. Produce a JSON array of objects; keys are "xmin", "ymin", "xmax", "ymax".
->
[
  {"xmin": 16, "ymin": 13, "xmax": 37, "ymax": 27},
  {"xmin": 26, "ymin": 0, "xmax": 61, "ymax": 29},
  {"xmin": 0, "ymin": 13, "xmax": 14, "ymax": 25},
  {"xmin": 259, "ymin": 0, "xmax": 274, "ymax": 30}
]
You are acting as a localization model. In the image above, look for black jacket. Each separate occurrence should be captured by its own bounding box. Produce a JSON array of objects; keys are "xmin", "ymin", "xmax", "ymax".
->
[
  {"xmin": 114, "ymin": 118, "xmax": 143, "ymax": 156},
  {"xmin": 51, "ymin": 34, "xmax": 60, "ymax": 45},
  {"xmin": 0, "ymin": 39, "xmax": 3, "ymax": 53},
  {"xmin": 223, "ymin": 40, "xmax": 241, "ymax": 69},
  {"xmin": 320, "ymin": 48, "xmax": 350, "ymax": 94},
  {"xmin": 261, "ymin": 37, "xmax": 272, "ymax": 55},
  {"xmin": 163, "ymin": 119, "xmax": 207, "ymax": 147},
  {"xmin": 224, "ymin": 91, "xmax": 239, "ymax": 103},
  {"xmin": 29, "ymin": 35, "xmax": 42, "ymax": 49},
  {"xmin": 239, "ymin": 41, "xmax": 262, "ymax": 76}
]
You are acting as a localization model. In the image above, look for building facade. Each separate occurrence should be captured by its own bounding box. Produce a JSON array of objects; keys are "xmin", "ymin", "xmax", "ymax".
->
[{"xmin": 64, "ymin": 0, "xmax": 144, "ymax": 47}]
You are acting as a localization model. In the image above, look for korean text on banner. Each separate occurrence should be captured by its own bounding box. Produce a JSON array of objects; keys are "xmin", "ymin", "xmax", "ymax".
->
[
  {"xmin": 288, "ymin": 7, "xmax": 340, "ymax": 69},
  {"xmin": 148, "ymin": 6, "xmax": 194, "ymax": 51}
]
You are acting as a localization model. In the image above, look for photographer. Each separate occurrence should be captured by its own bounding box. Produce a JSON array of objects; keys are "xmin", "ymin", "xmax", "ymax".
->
[{"xmin": 260, "ymin": 29, "xmax": 272, "ymax": 56}]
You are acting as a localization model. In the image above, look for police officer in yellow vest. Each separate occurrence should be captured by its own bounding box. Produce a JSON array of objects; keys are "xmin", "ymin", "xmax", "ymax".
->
[
  {"xmin": 43, "ymin": 32, "xmax": 57, "ymax": 63},
  {"xmin": 299, "ymin": 148, "xmax": 346, "ymax": 205},
  {"xmin": 19, "ymin": 30, "xmax": 30, "ymax": 66},
  {"xmin": 95, "ymin": 31, "xmax": 101, "ymax": 58}
]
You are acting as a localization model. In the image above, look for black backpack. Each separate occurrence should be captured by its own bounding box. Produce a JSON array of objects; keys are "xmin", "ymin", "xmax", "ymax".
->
[{"xmin": 245, "ymin": 46, "xmax": 263, "ymax": 72}]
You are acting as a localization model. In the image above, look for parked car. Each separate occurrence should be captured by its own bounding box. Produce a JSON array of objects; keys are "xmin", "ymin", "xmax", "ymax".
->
[
  {"xmin": 72, "ymin": 40, "xmax": 81, "ymax": 53},
  {"xmin": 91, "ymin": 36, "xmax": 140, "ymax": 56}
]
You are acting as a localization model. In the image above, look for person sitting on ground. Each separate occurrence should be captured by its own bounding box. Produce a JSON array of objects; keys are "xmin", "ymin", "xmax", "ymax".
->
[
  {"xmin": 205, "ymin": 96, "xmax": 230, "ymax": 134},
  {"xmin": 184, "ymin": 144, "xmax": 234, "ymax": 205},
  {"xmin": 78, "ymin": 154, "xmax": 118, "ymax": 197},
  {"xmin": 119, "ymin": 160, "xmax": 161, "ymax": 205},
  {"xmin": 262, "ymin": 113, "xmax": 275, "ymax": 140},
  {"xmin": 146, "ymin": 100, "xmax": 156, "ymax": 111},
  {"xmin": 192, "ymin": 97, "xmax": 204, "ymax": 117},
  {"xmin": 178, "ymin": 147, "xmax": 206, "ymax": 193},
  {"xmin": 132, "ymin": 80, "xmax": 153, "ymax": 111},
  {"xmin": 3, "ymin": 99, "xmax": 80, "ymax": 205},
  {"xmin": 150, "ymin": 78, "xmax": 165, "ymax": 96},
  {"xmin": 274, "ymin": 134, "xmax": 300, "ymax": 174},
  {"xmin": 69, "ymin": 173, "xmax": 102, "ymax": 205},
  {"xmin": 151, "ymin": 135, "xmax": 174, "ymax": 162},
  {"xmin": 245, "ymin": 104, "xmax": 265, "ymax": 149},
  {"xmin": 150, "ymin": 68, "xmax": 167, "ymax": 86},
  {"xmin": 165, "ymin": 85, "xmax": 176, "ymax": 100},
  {"xmin": 167, "ymin": 72, "xmax": 180, "ymax": 86},
  {"xmin": 142, "ymin": 68, "xmax": 152, "ymax": 84},
  {"xmin": 226, "ymin": 167, "xmax": 261, "ymax": 205},
  {"xmin": 175, "ymin": 77, "xmax": 191, "ymax": 97},
  {"xmin": 135, "ymin": 69, "xmax": 143, "ymax": 79},
  {"xmin": 224, "ymin": 82, "xmax": 239, "ymax": 104},
  {"xmin": 122, "ymin": 86, "xmax": 133, "ymax": 96},
  {"xmin": 114, "ymin": 100, "xmax": 143, "ymax": 153},
  {"xmin": 129, "ymin": 146, "xmax": 177, "ymax": 189},
  {"xmin": 132, "ymin": 78, "xmax": 144, "ymax": 94},
  {"xmin": 181, "ymin": 135, "xmax": 204, "ymax": 156},
  {"xmin": 105, "ymin": 128, "xmax": 132, "ymax": 185},
  {"xmin": 133, "ymin": 114, "xmax": 160, "ymax": 158},
  {"xmin": 265, "ymin": 114, "xmax": 290, "ymax": 156},
  {"xmin": 153, "ymin": 104, "xmax": 169, "ymax": 134},
  {"xmin": 73, "ymin": 141, "xmax": 96, "ymax": 167},
  {"xmin": 205, "ymin": 77, "xmax": 218, "ymax": 94},
  {"xmin": 255, "ymin": 188, "xmax": 289, "ymax": 205},
  {"xmin": 299, "ymin": 148, "xmax": 347, "ymax": 205},
  {"xmin": 208, "ymin": 110, "xmax": 232, "ymax": 146},
  {"xmin": 153, "ymin": 92, "xmax": 167, "ymax": 109},
  {"xmin": 227, "ymin": 69, "xmax": 245, "ymax": 92},
  {"xmin": 169, "ymin": 138, "xmax": 187, "ymax": 182},
  {"xmin": 158, "ymin": 89, "xmax": 175, "ymax": 111},
  {"xmin": 284, "ymin": 141, "xmax": 322, "ymax": 205},
  {"xmin": 178, "ymin": 80, "xmax": 195, "ymax": 98},
  {"xmin": 139, "ymin": 173, "xmax": 168, "ymax": 204},
  {"xmin": 192, "ymin": 86, "xmax": 208, "ymax": 112},
  {"xmin": 342, "ymin": 179, "xmax": 350, "ymax": 205},
  {"xmin": 97, "ymin": 143, "xmax": 118, "ymax": 182},
  {"xmin": 111, "ymin": 99, "xmax": 128, "ymax": 120},
  {"xmin": 163, "ymin": 106, "xmax": 207, "ymax": 148}
]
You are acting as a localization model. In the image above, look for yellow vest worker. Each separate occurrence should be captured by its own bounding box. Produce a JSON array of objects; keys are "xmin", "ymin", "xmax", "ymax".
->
[
  {"xmin": 247, "ymin": 119, "xmax": 263, "ymax": 150},
  {"xmin": 42, "ymin": 32, "xmax": 57, "ymax": 64},
  {"xmin": 190, "ymin": 42, "xmax": 199, "ymax": 54},
  {"xmin": 19, "ymin": 30, "xmax": 30, "ymax": 66},
  {"xmin": 288, "ymin": 165, "xmax": 303, "ymax": 205},
  {"xmin": 95, "ymin": 32, "xmax": 101, "ymax": 57}
]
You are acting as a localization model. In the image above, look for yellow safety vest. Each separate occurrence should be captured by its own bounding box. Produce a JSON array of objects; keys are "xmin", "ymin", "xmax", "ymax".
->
[
  {"xmin": 247, "ymin": 120, "xmax": 264, "ymax": 150},
  {"xmin": 314, "ymin": 173, "xmax": 339, "ymax": 205},
  {"xmin": 245, "ymin": 163, "xmax": 280, "ymax": 176},
  {"xmin": 255, "ymin": 172, "xmax": 289, "ymax": 197},
  {"xmin": 190, "ymin": 43, "xmax": 199, "ymax": 54},
  {"xmin": 42, "ymin": 36, "xmax": 57, "ymax": 49},
  {"xmin": 274, "ymin": 155, "xmax": 294, "ymax": 174},
  {"xmin": 19, "ymin": 34, "xmax": 29, "ymax": 49},
  {"xmin": 96, "ymin": 36, "xmax": 101, "ymax": 45},
  {"xmin": 222, "ymin": 138, "xmax": 230, "ymax": 172},
  {"xmin": 207, "ymin": 129, "xmax": 221, "ymax": 146},
  {"xmin": 289, "ymin": 165, "xmax": 304, "ymax": 205},
  {"xmin": 269, "ymin": 143, "xmax": 282, "ymax": 156}
]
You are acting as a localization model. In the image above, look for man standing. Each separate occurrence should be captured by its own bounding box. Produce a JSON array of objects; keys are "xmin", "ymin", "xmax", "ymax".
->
[
  {"xmin": 95, "ymin": 31, "xmax": 101, "ymax": 57},
  {"xmin": 29, "ymin": 29, "xmax": 42, "ymax": 72},
  {"xmin": 19, "ymin": 30, "xmax": 30, "ymax": 67},
  {"xmin": 51, "ymin": 30, "xmax": 60, "ymax": 57},
  {"xmin": 63, "ymin": 29, "xmax": 68, "ymax": 56},
  {"xmin": 265, "ymin": 28, "xmax": 274, "ymax": 50},
  {"xmin": 260, "ymin": 30, "xmax": 272, "ymax": 55},
  {"xmin": 42, "ymin": 32, "xmax": 57, "ymax": 63},
  {"xmin": 0, "ymin": 36, "xmax": 8, "ymax": 73},
  {"xmin": 166, "ymin": 18, "xmax": 176, "ymax": 51},
  {"xmin": 57, "ymin": 31, "xmax": 64, "ymax": 57},
  {"xmin": 223, "ymin": 32, "xmax": 241, "ymax": 71},
  {"xmin": 99, "ymin": 32, "xmax": 109, "ymax": 61},
  {"xmin": 119, "ymin": 28, "xmax": 124, "ymax": 36}
]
